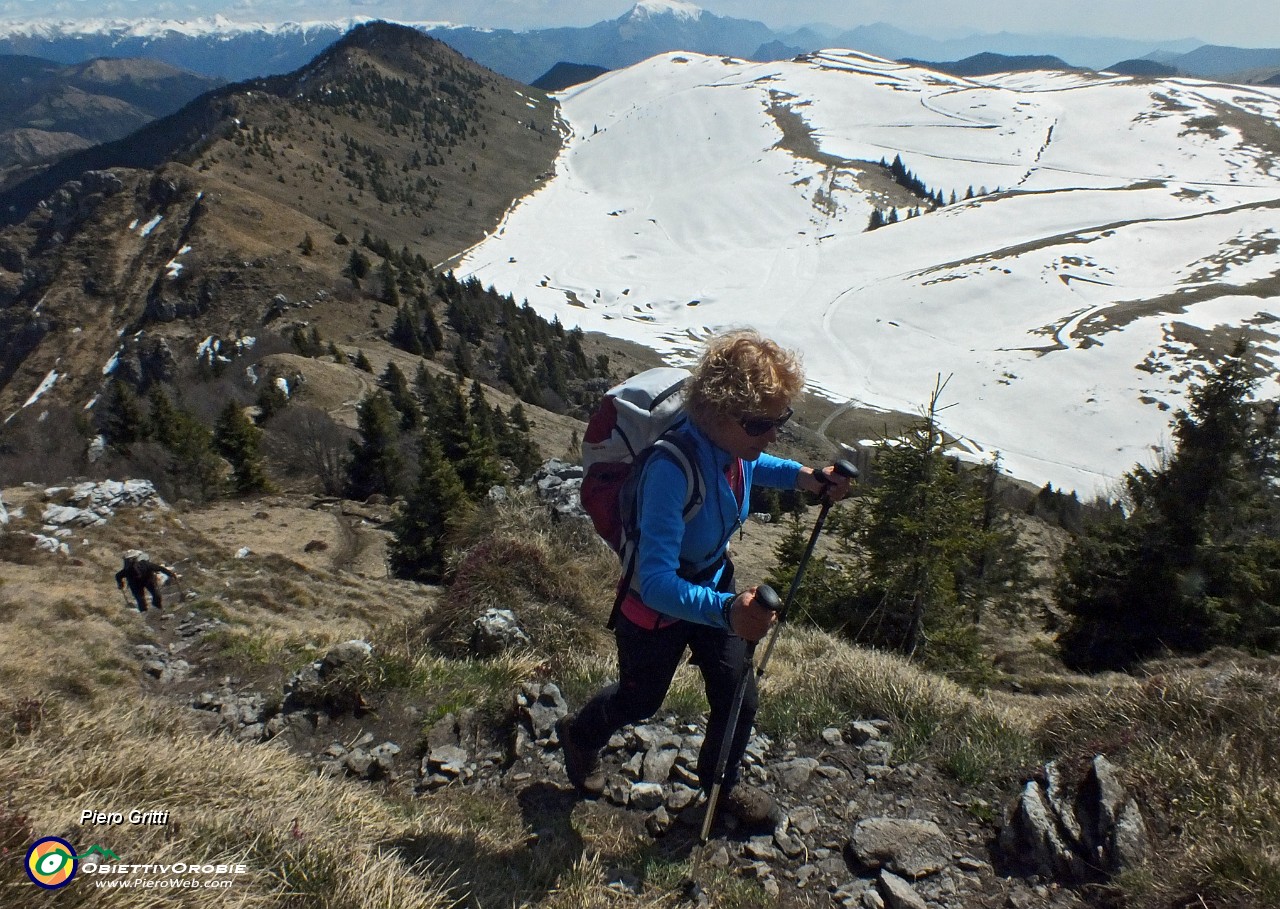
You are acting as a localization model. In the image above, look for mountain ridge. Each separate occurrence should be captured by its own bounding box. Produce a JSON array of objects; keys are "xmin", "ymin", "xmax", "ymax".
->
[
  {"xmin": 0, "ymin": 20, "xmax": 561, "ymax": 421},
  {"xmin": 0, "ymin": 53, "xmax": 223, "ymax": 191},
  {"xmin": 4, "ymin": 8, "xmax": 1274, "ymax": 85}
]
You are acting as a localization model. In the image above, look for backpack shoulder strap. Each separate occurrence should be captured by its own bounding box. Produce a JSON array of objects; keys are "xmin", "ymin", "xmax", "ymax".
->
[
  {"xmin": 607, "ymin": 428, "xmax": 705, "ymax": 630},
  {"xmin": 650, "ymin": 430, "xmax": 704, "ymax": 522}
]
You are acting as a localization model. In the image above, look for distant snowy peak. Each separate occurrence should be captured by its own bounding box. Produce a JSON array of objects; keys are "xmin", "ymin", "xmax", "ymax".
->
[
  {"xmin": 0, "ymin": 16, "xmax": 449, "ymax": 40},
  {"xmin": 625, "ymin": 1, "xmax": 705, "ymax": 23},
  {"xmin": 0, "ymin": 16, "xmax": 350, "ymax": 39}
]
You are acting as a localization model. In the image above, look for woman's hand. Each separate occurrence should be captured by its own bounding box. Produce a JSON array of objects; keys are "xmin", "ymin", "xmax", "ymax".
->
[
  {"xmin": 727, "ymin": 586, "xmax": 778, "ymax": 641},
  {"xmin": 797, "ymin": 465, "xmax": 852, "ymax": 501}
]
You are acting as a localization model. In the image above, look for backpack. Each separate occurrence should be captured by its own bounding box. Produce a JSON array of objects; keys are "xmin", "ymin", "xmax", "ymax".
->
[
  {"xmin": 580, "ymin": 367, "xmax": 707, "ymax": 626},
  {"xmin": 580, "ymin": 367, "xmax": 705, "ymax": 552}
]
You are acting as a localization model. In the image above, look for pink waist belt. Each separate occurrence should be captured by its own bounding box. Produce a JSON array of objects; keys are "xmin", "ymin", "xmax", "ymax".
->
[{"xmin": 618, "ymin": 590, "xmax": 680, "ymax": 630}]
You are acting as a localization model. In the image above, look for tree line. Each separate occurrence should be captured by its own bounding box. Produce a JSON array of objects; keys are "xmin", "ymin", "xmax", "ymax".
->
[{"xmin": 865, "ymin": 154, "xmax": 995, "ymax": 231}]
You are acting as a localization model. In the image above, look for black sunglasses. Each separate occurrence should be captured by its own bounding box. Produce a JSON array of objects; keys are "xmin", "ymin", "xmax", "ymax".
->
[{"xmin": 739, "ymin": 407, "xmax": 793, "ymax": 437}]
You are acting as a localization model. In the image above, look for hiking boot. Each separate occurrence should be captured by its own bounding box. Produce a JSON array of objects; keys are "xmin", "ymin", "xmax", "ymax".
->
[
  {"xmin": 720, "ymin": 783, "xmax": 782, "ymax": 830},
  {"xmin": 556, "ymin": 715, "xmax": 605, "ymax": 797}
]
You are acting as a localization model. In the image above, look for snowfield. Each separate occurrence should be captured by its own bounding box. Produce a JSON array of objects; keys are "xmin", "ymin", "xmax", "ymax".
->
[{"xmin": 456, "ymin": 50, "xmax": 1280, "ymax": 498}]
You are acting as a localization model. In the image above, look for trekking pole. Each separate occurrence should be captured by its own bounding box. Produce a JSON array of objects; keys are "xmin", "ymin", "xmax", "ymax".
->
[
  {"xmin": 685, "ymin": 460, "xmax": 858, "ymax": 899},
  {"xmin": 687, "ymin": 583, "xmax": 783, "ymax": 895},
  {"xmin": 754, "ymin": 458, "xmax": 859, "ymax": 678}
]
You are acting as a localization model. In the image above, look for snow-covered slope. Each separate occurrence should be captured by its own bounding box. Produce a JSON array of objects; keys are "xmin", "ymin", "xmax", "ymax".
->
[{"xmin": 456, "ymin": 51, "xmax": 1280, "ymax": 498}]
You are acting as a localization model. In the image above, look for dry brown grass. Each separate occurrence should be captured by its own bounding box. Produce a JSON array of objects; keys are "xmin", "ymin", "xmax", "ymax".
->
[
  {"xmin": 1039, "ymin": 658, "xmax": 1280, "ymax": 909},
  {"xmin": 433, "ymin": 488, "xmax": 618, "ymax": 661},
  {"xmin": 3, "ymin": 700, "xmax": 462, "ymax": 907},
  {"xmin": 761, "ymin": 627, "xmax": 1043, "ymax": 790},
  {"xmin": 6, "ymin": 471, "xmax": 1278, "ymax": 908},
  {"xmin": 0, "ymin": 482, "xmax": 441, "ymax": 701},
  {"xmin": 0, "ymin": 560, "xmax": 146, "ymax": 702}
]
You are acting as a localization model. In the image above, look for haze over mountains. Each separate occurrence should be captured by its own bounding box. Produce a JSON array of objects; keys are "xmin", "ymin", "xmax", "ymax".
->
[
  {"xmin": 1, "ymin": 2, "xmax": 1278, "ymax": 85},
  {"xmin": 0, "ymin": 55, "xmax": 222, "ymax": 190}
]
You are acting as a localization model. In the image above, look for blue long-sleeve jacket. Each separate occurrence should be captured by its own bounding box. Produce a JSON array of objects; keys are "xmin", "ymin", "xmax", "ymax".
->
[{"xmin": 632, "ymin": 420, "xmax": 802, "ymax": 628}]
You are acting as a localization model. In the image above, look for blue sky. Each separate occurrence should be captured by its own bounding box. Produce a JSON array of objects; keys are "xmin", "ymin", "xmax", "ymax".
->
[{"xmin": 5, "ymin": 0, "xmax": 1280, "ymax": 48}]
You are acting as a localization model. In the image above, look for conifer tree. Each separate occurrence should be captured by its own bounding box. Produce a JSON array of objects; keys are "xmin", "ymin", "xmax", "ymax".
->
[
  {"xmin": 453, "ymin": 340, "xmax": 473, "ymax": 379},
  {"xmin": 100, "ymin": 380, "xmax": 146, "ymax": 449},
  {"xmin": 388, "ymin": 434, "xmax": 469, "ymax": 583},
  {"xmin": 389, "ymin": 306, "xmax": 423, "ymax": 355},
  {"xmin": 379, "ymin": 362, "xmax": 421, "ymax": 430},
  {"xmin": 436, "ymin": 379, "xmax": 471, "ymax": 465},
  {"xmin": 345, "ymin": 248, "xmax": 371, "ymax": 285},
  {"xmin": 161, "ymin": 402, "xmax": 223, "ymax": 501},
  {"xmin": 214, "ymin": 400, "xmax": 269, "ymax": 493},
  {"xmin": 147, "ymin": 388, "xmax": 179, "ymax": 448},
  {"xmin": 1057, "ymin": 343, "xmax": 1280, "ymax": 669},
  {"xmin": 255, "ymin": 375, "xmax": 289, "ymax": 424},
  {"xmin": 841, "ymin": 378, "xmax": 1021, "ymax": 668},
  {"xmin": 420, "ymin": 294, "xmax": 444, "ymax": 353},
  {"xmin": 414, "ymin": 362, "xmax": 444, "ymax": 425},
  {"xmin": 381, "ymin": 262, "xmax": 401, "ymax": 308},
  {"xmin": 468, "ymin": 380, "xmax": 495, "ymax": 440},
  {"xmin": 344, "ymin": 391, "xmax": 404, "ymax": 500},
  {"xmin": 766, "ymin": 513, "xmax": 851, "ymax": 630},
  {"xmin": 443, "ymin": 380, "xmax": 504, "ymax": 496}
]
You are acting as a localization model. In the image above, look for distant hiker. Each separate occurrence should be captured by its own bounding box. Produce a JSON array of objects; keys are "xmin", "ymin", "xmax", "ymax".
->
[
  {"xmin": 116, "ymin": 550, "xmax": 180, "ymax": 612},
  {"xmin": 558, "ymin": 329, "xmax": 851, "ymax": 830}
]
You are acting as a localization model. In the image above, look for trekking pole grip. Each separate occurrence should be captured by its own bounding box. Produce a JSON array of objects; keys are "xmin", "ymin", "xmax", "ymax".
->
[
  {"xmin": 834, "ymin": 458, "xmax": 859, "ymax": 480},
  {"xmin": 817, "ymin": 458, "xmax": 859, "ymax": 495},
  {"xmin": 755, "ymin": 584, "xmax": 782, "ymax": 614}
]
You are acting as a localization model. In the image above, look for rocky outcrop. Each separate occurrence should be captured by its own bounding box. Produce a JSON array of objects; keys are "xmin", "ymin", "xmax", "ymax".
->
[
  {"xmin": 36, "ymin": 479, "xmax": 166, "ymax": 553},
  {"xmin": 849, "ymin": 817, "xmax": 953, "ymax": 878},
  {"xmin": 319, "ymin": 735, "xmax": 401, "ymax": 781},
  {"xmin": 111, "ymin": 335, "xmax": 179, "ymax": 388},
  {"xmin": 996, "ymin": 755, "xmax": 1149, "ymax": 882},
  {"xmin": 282, "ymin": 639, "xmax": 375, "ymax": 712},
  {"xmin": 40, "ymin": 170, "xmax": 126, "ymax": 242},
  {"xmin": 526, "ymin": 459, "xmax": 587, "ymax": 522},
  {"xmin": 471, "ymin": 607, "xmax": 531, "ymax": 656}
]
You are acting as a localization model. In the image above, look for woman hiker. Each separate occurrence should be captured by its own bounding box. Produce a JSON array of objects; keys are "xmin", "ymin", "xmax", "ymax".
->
[{"xmin": 557, "ymin": 329, "xmax": 851, "ymax": 829}]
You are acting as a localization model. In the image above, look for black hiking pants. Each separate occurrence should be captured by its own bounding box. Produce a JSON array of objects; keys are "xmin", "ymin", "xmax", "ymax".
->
[
  {"xmin": 126, "ymin": 578, "xmax": 162, "ymax": 612},
  {"xmin": 571, "ymin": 612, "xmax": 758, "ymax": 792}
]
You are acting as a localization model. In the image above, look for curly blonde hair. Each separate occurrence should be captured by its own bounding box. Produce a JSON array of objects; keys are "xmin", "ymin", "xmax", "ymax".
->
[{"xmin": 684, "ymin": 329, "xmax": 804, "ymax": 425}]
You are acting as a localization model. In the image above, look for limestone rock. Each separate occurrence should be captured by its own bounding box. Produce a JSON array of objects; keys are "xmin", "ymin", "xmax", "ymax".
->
[{"xmin": 850, "ymin": 817, "xmax": 952, "ymax": 879}]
